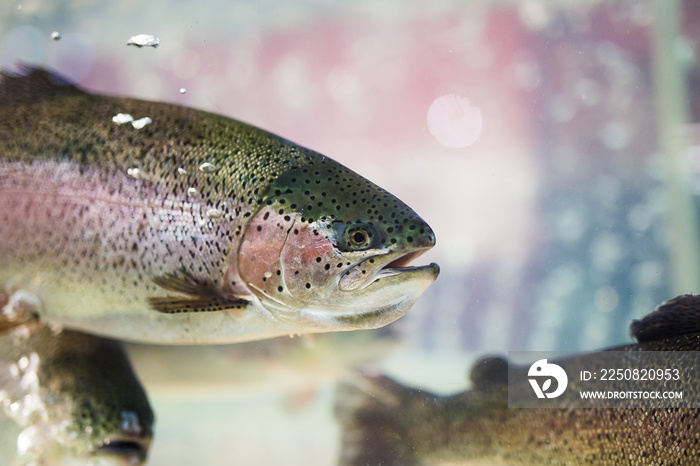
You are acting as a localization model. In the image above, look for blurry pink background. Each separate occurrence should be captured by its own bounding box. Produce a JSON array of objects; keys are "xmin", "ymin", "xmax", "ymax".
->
[{"xmin": 1, "ymin": 1, "xmax": 693, "ymax": 464}]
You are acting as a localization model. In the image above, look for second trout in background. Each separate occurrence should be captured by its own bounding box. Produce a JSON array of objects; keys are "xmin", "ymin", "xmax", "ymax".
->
[
  {"xmin": 0, "ymin": 295, "xmax": 154, "ymax": 465},
  {"xmin": 336, "ymin": 294, "xmax": 700, "ymax": 466}
]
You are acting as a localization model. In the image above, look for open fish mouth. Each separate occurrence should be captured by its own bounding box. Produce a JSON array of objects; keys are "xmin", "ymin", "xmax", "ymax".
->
[
  {"xmin": 338, "ymin": 249, "xmax": 438, "ymax": 292},
  {"xmin": 94, "ymin": 436, "xmax": 151, "ymax": 463}
]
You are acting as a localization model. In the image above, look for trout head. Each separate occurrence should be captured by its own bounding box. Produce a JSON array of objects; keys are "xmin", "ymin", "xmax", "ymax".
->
[
  {"xmin": 3, "ymin": 327, "xmax": 153, "ymax": 465},
  {"xmin": 235, "ymin": 156, "xmax": 439, "ymax": 330},
  {"xmin": 58, "ymin": 335, "xmax": 153, "ymax": 465}
]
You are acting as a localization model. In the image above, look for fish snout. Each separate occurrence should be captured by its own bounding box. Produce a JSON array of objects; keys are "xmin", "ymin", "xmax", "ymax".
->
[{"xmin": 413, "ymin": 221, "xmax": 436, "ymax": 249}]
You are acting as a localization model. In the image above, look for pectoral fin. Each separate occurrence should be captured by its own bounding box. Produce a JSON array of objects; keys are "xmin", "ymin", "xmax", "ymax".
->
[
  {"xmin": 149, "ymin": 271, "xmax": 250, "ymax": 314},
  {"xmin": 630, "ymin": 294, "xmax": 700, "ymax": 343}
]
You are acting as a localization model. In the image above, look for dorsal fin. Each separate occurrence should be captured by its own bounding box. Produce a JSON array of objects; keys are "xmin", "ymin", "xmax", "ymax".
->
[
  {"xmin": 469, "ymin": 355, "xmax": 508, "ymax": 389},
  {"xmin": 0, "ymin": 66, "xmax": 83, "ymax": 107},
  {"xmin": 630, "ymin": 294, "xmax": 700, "ymax": 343}
]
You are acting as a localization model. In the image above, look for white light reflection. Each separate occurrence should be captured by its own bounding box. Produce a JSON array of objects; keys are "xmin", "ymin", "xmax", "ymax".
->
[{"xmin": 427, "ymin": 94, "xmax": 483, "ymax": 149}]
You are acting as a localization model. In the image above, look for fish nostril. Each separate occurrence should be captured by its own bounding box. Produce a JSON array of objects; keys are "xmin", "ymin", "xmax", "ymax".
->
[{"xmin": 414, "ymin": 224, "xmax": 436, "ymax": 248}]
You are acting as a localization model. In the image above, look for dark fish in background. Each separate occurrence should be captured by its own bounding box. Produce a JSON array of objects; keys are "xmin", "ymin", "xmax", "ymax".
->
[
  {"xmin": 0, "ymin": 68, "xmax": 438, "ymax": 344},
  {"xmin": 0, "ymin": 294, "xmax": 154, "ymax": 465},
  {"xmin": 336, "ymin": 295, "xmax": 700, "ymax": 465}
]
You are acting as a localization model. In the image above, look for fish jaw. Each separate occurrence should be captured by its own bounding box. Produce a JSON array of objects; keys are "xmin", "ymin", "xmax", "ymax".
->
[
  {"xmin": 300, "ymin": 234, "xmax": 440, "ymax": 330},
  {"xmin": 92, "ymin": 435, "xmax": 152, "ymax": 466},
  {"xmin": 10, "ymin": 419, "xmax": 152, "ymax": 466},
  {"xmin": 337, "ymin": 248, "xmax": 434, "ymax": 292},
  {"xmin": 20, "ymin": 434, "xmax": 151, "ymax": 466},
  {"xmin": 302, "ymin": 260, "xmax": 440, "ymax": 329},
  {"xmin": 89, "ymin": 408, "xmax": 153, "ymax": 465}
]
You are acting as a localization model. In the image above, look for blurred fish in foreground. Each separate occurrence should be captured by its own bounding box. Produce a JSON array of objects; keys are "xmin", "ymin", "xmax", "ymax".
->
[
  {"xmin": 0, "ymin": 293, "xmax": 154, "ymax": 465},
  {"xmin": 335, "ymin": 295, "xmax": 700, "ymax": 465}
]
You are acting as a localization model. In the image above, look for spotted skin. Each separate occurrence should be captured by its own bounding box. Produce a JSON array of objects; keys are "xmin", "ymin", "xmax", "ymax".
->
[
  {"xmin": 0, "ymin": 299, "xmax": 153, "ymax": 465},
  {"xmin": 0, "ymin": 68, "xmax": 438, "ymax": 344},
  {"xmin": 336, "ymin": 295, "xmax": 700, "ymax": 466}
]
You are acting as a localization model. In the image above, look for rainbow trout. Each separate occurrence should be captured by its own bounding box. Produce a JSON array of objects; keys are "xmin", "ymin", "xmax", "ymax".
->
[
  {"xmin": 336, "ymin": 294, "xmax": 700, "ymax": 465},
  {"xmin": 0, "ymin": 68, "xmax": 438, "ymax": 344},
  {"xmin": 0, "ymin": 296, "xmax": 153, "ymax": 465}
]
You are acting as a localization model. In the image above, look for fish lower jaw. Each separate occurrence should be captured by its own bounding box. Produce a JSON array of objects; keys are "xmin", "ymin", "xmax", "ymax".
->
[
  {"xmin": 349, "ymin": 262, "xmax": 440, "ymax": 293},
  {"xmin": 373, "ymin": 261, "xmax": 439, "ymax": 287},
  {"xmin": 329, "ymin": 293, "xmax": 422, "ymax": 329},
  {"xmin": 300, "ymin": 262, "xmax": 440, "ymax": 330},
  {"xmin": 93, "ymin": 435, "xmax": 151, "ymax": 465},
  {"xmin": 338, "ymin": 248, "xmax": 437, "ymax": 292}
]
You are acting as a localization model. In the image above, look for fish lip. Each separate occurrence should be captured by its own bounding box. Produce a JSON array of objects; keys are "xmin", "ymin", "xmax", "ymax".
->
[
  {"xmin": 330, "ymin": 262, "xmax": 440, "ymax": 328},
  {"xmin": 94, "ymin": 436, "xmax": 151, "ymax": 463},
  {"xmin": 338, "ymin": 248, "xmax": 435, "ymax": 292}
]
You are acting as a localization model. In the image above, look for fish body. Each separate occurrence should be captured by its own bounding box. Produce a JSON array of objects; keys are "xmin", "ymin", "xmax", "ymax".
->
[
  {"xmin": 0, "ymin": 68, "xmax": 438, "ymax": 344},
  {"xmin": 0, "ymin": 298, "xmax": 153, "ymax": 465},
  {"xmin": 336, "ymin": 295, "xmax": 700, "ymax": 465}
]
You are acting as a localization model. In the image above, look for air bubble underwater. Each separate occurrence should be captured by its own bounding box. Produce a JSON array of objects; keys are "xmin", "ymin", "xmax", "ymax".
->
[
  {"xmin": 131, "ymin": 117, "xmax": 152, "ymax": 129},
  {"xmin": 199, "ymin": 163, "xmax": 217, "ymax": 173},
  {"xmin": 126, "ymin": 34, "xmax": 160, "ymax": 48},
  {"xmin": 206, "ymin": 208, "xmax": 224, "ymax": 219}
]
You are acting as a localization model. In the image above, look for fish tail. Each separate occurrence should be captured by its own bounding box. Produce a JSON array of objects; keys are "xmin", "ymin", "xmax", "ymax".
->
[{"xmin": 334, "ymin": 372, "xmax": 423, "ymax": 466}]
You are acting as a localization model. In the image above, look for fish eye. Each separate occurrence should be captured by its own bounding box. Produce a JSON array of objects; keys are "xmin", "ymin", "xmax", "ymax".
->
[{"xmin": 344, "ymin": 224, "xmax": 375, "ymax": 250}]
